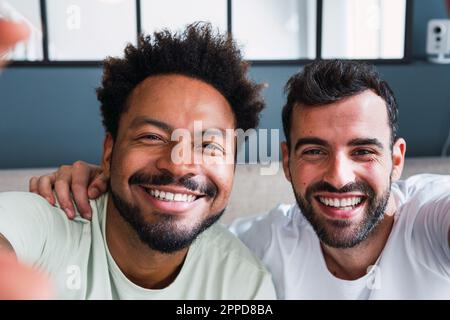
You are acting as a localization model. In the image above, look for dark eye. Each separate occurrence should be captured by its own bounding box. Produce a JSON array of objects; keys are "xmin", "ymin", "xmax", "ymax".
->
[
  {"xmin": 140, "ymin": 134, "xmax": 163, "ymax": 142},
  {"xmin": 304, "ymin": 149, "xmax": 323, "ymax": 155},
  {"xmin": 300, "ymin": 148, "xmax": 327, "ymax": 161},
  {"xmin": 353, "ymin": 149, "xmax": 373, "ymax": 156},
  {"xmin": 203, "ymin": 143, "xmax": 224, "ymax": 156}
]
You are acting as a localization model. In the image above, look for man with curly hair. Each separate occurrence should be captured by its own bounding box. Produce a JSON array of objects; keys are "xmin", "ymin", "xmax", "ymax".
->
[{"xmin": 0, "ymin": 23, "xmax": 276, "ymax": 299}]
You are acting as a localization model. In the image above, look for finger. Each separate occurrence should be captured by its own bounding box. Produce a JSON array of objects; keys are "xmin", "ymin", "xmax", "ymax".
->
[
  {"xmin": 88, "ymin": 172, "xmax": 109, "ymax": 199},
  {"xmin": 35, "ymin": 174, "xmax": 56, "ymax": 205},
  {"xmin": 71, "ymin": 161, "xmax": 93, "ymax": 219},
  {"xmin": 29, "ymin": 176, "xmax": 38, "ymax": 193},
  {"xmin": 0, "ymin": 20, "xmax": 29, "ymax": 54},
  {"xmin": 53, "ymin": 167, "xmax": 75, "ymax": 219}
]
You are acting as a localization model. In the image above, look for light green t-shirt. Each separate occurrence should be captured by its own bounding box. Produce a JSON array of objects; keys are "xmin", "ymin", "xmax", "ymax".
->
[{"xmin": 0, "ymin": 192, "xmax": 276, "ymax": 299}]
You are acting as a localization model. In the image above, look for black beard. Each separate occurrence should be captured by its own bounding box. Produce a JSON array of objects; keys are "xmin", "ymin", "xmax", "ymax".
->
[
  {"xmin": 110, "ymin": 186, "xmax": 224, "ymax": 254},
  {"xmin": 293, "ymin": 179, "xmax": 391, "ymax": 249}
]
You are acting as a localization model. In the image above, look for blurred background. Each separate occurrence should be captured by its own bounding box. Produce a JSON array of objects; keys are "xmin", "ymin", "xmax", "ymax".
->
[{"xmin": 0, "ymin": 0, "xmax": 449, "ymax": 169}]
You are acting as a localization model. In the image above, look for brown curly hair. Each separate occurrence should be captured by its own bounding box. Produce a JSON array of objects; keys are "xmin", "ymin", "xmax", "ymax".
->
[{"xmin": 97, "ymin": 23, "xmax": 265, "ymax": 139}]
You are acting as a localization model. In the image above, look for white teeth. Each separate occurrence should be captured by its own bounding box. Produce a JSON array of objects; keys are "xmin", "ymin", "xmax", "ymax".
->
[
  {"xmin": 145, "ymin": 188, "xmax": 197, "ymax": 202},
  {"xmin": 174, "ymin": 194, "xmax": 182, "ymax": 201},
  {"xmin": 166, "ymin": 192, "xmax": 174, "ymax": 201},
  {"xmin": 319, "ymin": 197, "xmax": 363, "ymax": 208}
]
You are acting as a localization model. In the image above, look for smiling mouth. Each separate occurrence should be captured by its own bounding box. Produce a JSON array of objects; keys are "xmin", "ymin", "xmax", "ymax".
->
[
  {"xmin": 141, "ymin": 186, "xmax": 205, "ymax": 203},
  {"xmin": 315, "ymin": 195, "xmax": 366, "ymax": 211}
]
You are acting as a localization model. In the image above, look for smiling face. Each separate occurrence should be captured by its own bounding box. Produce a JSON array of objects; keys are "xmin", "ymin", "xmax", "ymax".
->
[
  {"xmin": 102, "ymin": 74, "xmax": 236, "ymax": 253},
  {"xmin": 282, "ymin": 90, "xmax": 406, "ymax": 248}
]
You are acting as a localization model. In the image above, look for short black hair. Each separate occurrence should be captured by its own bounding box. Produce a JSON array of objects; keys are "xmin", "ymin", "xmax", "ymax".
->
[
  {"xmin": 282, "ymin": 60, "xmax": 399, "ymax": 149},
  {"xmin": 97, "ymin": 22, "xmax": 265, "ymax": 139}
]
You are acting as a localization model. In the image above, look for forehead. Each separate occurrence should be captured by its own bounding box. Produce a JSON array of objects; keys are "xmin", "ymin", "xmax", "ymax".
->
[
  {"xmin": 122, "ymin": 74, "xmax": 235, "ymax": 132},
  {"xmin": 291, "ymin": 90, "xmax": 391, "ymax": 144}
]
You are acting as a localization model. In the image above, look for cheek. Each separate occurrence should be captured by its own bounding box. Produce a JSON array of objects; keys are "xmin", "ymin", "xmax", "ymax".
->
[
  {"xmin": 207, "ymin": 163, "xmax": 234, "ymax": 199},
  {"xmin": 355, "ymin": 161, "xmax": 393, "ymax": 192},
  {"xmin": 289, "ymin": 162, "xmax": 314, "ymax": 192},
  {"xmin": 111, "ymin": 148, "xmax": 157, "ymax": 183}
]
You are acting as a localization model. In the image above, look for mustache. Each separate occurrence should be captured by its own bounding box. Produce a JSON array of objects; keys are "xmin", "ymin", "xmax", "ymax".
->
[
  {"xmin": 129, "ymin": 171, "xmax": 218, "ymax": 198},
  {"xmin": 306, "ymin": 181, "xmax": 375, "ymax": 198}
]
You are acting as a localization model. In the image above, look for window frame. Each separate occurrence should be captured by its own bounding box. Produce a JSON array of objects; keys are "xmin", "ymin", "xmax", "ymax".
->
[{"xmin": 9, "ymin": 0, "xmax": 413, "ymax": 67}]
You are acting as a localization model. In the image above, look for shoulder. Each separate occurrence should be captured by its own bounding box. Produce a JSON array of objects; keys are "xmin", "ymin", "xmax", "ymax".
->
[
  {"xmin": 229, "ymin": 203, "xmax": 309, "ymax": 260},
  {"xmin": 193, "ymin": 223, "xmax": 276, "ymax": 299},
  {"xmin": 393, "ymin": 175, "xmax": 450, "ymax": 275},
  {"xmin": 394, "ymin": 174, "xmax": 450, "ymax": 227},
  {"xmin": 0, "ymin": 192, "xmax": 88, "ymax": 266},
  {"xmin": 0, "ymin": 191, "xmax": 93, "ymax": 225},
  {"xmin": 393, "ymin": 174, "xmax": 450, "ymax": 205},
  {"xmin": 0, "ymin": 191, "xmax": 50, "ymax": 209},
  {"xmin": 0, "ymin": 192, "xmax": 60, "ymax": 224},
  {"xmin": 0, "ymin": 191, "xmax": 93, "ymax": 242},
  {"xmin": 198, "ymin": 223, "xmax": 267, "ymax": 271}
]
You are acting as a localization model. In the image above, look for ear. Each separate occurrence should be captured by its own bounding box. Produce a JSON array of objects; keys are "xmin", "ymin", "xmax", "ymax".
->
[
  {"xmin": 391, "ymin": 138, "xmax": 406, "ymax": 182},
  {"xmin": 102, "ymin": 133, "xmax": 114, "ymax": 179},
  {"xmin": 281, "ymin": 141, "xmax": 291, "ymax": 182}
]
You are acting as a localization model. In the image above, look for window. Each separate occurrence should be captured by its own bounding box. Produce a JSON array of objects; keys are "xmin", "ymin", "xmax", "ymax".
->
[
  {"xmin": 140, "ymin": 0, "xmax": 227, "ymax": 34},
  {"xmin": 46, "ymin": 0, "xmax": 137, "ymax": 61},
  {"xmin": 6, "ymin": 0, "xmax": 412, "ymax": 65},
  {"xmin": 232, "ymin": 0, "xmax": 316, "ymax": 60},
  {"xmin": 322, "ymin": 0, "xmax": 407, "ymax": 59}
]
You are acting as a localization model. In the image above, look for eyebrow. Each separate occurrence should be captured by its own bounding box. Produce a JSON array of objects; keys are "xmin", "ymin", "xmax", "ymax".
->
[
  {"xmin": 129, "ymin": 117, "xmax": 173, "ymax": 133},
  {"xmin": 348, "ymin": 138, "xmax": 384, "ymax": 150},
  {"xmin": 294, "ymin": 137, "xmax": 329, "ymax": 152},
  {"xmin": 129, "ymin": 117, "xmax": 231, "ymax": 138},
  {"xmin": 293, "ymin": 137, "xmax": 385, "ymax": 152},
  {"xmin": 202, "ymin": 128, "xmax": 228, "ymax": 137}
]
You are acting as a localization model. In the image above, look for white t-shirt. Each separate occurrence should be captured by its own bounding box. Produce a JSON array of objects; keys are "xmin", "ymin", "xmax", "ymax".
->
[
  {"xmin": 231, "ymin": 174, "xmax": 450, "ymax": 299},
  {"xmin": 0, "ymin": 192, "xmax": 276, "ymax": 300}
]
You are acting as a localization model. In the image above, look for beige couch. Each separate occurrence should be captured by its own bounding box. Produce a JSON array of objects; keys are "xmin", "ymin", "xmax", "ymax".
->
[{"xmin": 0, "ymin": 157, "xmax": 449, "ymax": 224}]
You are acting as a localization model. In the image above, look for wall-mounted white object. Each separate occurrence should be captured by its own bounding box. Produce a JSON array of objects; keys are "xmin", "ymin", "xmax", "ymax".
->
[{"xmin": 427, "ymin": 19, "xmax": 450, "ymax": 64}]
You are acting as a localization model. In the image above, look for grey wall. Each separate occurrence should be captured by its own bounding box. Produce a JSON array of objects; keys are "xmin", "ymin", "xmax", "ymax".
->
[{"xmin": 1, "ymin": 0, "xmax": 450, "ymax": 169}]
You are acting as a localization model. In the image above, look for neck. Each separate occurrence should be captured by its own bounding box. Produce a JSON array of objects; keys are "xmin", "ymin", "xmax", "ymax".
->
[
  {"xmin": 320, "ymin": 196, "xmax": 396, "ymax": 280},
  {"xmin": 105, "ymin": 196, "xmax": 188, "ymax": 289}
]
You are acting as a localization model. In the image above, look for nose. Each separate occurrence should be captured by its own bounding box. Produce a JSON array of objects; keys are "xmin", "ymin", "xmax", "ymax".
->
[
  {"xmin": 322, "ymin": 153, "xmax": 356, "ymax": 190},
  {"xmin": 155, "ymin": 141, "xmax": 202, "ymax": 178}
]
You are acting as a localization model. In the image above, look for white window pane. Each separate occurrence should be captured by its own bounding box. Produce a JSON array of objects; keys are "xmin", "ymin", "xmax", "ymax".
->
[
  {"xmin": 322, "ymin": 0, "xmax": 406, "ymax": 59},
  {"xmin": 46, "ymin": 0, "xmax": 137, "ymax": 61},
  {"xmin": 0, "ymin": 0, "xmax": 43, "ymax": 61},
  {"xmin": 232, "ymin": 0, "xmax": 316, "ymax": 60},
  {"xmin": 141, "ymin": 0, "xmax": 227, "ymax": 34}
]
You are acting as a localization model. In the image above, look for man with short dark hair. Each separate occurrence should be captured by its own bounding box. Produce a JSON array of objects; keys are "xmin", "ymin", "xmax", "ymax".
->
[
  {"xmin": 39, "ymin": 60, "xmax": 450, "ymax": 299},
  {"xmin": 235, "ymin": 60, "xmax": 450, "ymax": 299},
  {"xmin": 0, "ymin": 24, "xmax": 276, "ymax": 299}
]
